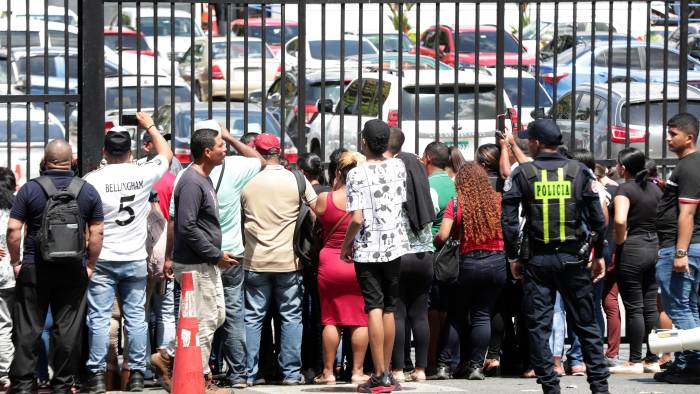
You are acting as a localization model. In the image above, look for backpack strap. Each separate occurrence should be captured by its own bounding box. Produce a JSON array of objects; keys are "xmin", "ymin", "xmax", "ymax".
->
[
  {"xmin": 215, "ymin": 160, "xmax": 226, "ymax": 193},
  {"xmin": 65, "ymin": 177, "xmax": 86, "ymax": 198},
  {"xmin": 518, "ymin": 162, "xmax": 539, "ymax": 182},
  {"xmin": 564, "ymin": 161, "xmax": 581, "ymax": 181},
  {"xmin": 35, "ymin": 176, "xmax": 58, "ymax": 197},
  {"xmin": 292, "ymin": 171, "xmax": 306, "ymax": 206}
]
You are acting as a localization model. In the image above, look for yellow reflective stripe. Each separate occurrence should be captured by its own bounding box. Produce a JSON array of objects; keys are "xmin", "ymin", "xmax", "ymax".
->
[
  {"xmin": 541, "ymin": 169, "xmax": 549, "ymax": 244},
  {"xmin": 558, "ymin": 168, "xmax": 566, "ymax": 242}
]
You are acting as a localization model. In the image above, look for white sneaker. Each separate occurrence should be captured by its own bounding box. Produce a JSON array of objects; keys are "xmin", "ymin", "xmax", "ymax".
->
[
  {"xmin": 609, "ymin": 362, "xmax": 644, "ymax": 374},
  {"xmin": 643, "ymin": 362, "xmax": 661, "ymax": 373}
]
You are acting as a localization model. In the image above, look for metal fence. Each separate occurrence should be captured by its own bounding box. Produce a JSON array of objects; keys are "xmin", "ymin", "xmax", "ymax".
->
[{"xmin": 0, "ymin": 0, "xmax": 695, "ymax": 180}]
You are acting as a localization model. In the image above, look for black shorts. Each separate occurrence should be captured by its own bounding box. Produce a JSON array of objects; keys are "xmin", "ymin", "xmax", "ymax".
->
[{"xmin": 354, "ymin": 259, "xmax": 401, "ymax": 313}]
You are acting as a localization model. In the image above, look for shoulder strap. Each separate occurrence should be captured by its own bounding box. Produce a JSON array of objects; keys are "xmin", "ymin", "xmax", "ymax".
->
[
  {"xmin": 449, "ymin": 198, "xmax": 463, "ymax": 240},
  {"xmin": 324, "ymin": 212, "xmax": 351, "ymax": 245},
  {"xmin": 293, "ymin": 171, "xmax": 306, "ymax": 204},
  {"xmin": 65, "ymin": 177, "xmax": 86, "ymax": 198},
  {"xmin": 35, "ymin": 176, "xmax": 58, "ymax": 197},
  {"xmin": 518, "ymin": 162, "xmax": 539, "ymax": 181},
  {"xmin": 564, "ymin": 161, "xmax": 581, "ymax": 180},
  {"xmin": 215, "ymin": 160, "xmax": 226, "ymax": 193}
]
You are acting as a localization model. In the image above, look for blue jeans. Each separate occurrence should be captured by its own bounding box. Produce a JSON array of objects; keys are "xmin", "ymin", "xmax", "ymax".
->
[
  {"xmin": 244, "ymin": 271, "xmax": 303, "ymax": 382},
  {"xmin": 550, "ymin": 293, "xmax": 566, "ymax": 357},
  {"xmin": 87, "ymin": 260, "xmax": 148, "ymax": 373},
  {"xmin": 221, "ymin": 265, "xmax": 246, "ymax": 384},
  {"xmin": 150, "ymin": 280, "xmax": 176, "ymax": 349},
  {"xmin": 656, "ymin": 245, "xmax": 700, "ymax": 369}
]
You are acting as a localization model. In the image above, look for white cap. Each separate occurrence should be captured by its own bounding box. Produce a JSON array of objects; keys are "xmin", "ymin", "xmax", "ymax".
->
[{"xmin": 193, "ymin": 119, "xmax": 221, "ymax": 133}]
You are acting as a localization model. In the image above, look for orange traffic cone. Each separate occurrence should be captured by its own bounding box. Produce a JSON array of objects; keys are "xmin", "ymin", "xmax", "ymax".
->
[{"xmin": 171, "ymin": 272, "xmax": 205, "ymax": 394}]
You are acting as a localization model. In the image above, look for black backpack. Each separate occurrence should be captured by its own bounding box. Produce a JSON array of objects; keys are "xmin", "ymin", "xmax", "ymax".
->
[
  {"xmin": 292, "ymin": 171, "xmax": 315, "ymax": 267},
  {"xmin": 35, "ymin": 176, "xmax": 86, "ymax": 263}
]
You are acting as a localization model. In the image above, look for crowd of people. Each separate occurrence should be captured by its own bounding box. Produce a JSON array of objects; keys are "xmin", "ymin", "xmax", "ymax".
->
[{"xmin": 0, "ymin": 110, "xmax": 699, "ymax": 394}]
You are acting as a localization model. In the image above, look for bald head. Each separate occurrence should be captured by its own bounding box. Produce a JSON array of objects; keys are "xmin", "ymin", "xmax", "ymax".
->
[{"xmin": 44, "ymin": 139, "xmax": 73, "ymax": 170}]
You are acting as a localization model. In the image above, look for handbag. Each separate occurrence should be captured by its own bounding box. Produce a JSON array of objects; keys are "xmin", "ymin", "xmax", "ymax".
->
[{"xmin": 433, "ymin": 199, "xmax": 461, "ymax": 284}]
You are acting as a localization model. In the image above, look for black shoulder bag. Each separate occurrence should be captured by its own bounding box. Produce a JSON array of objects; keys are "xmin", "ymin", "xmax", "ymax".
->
[{"xmin": 433, "ymin": 199, "xmax": 461, "ymax": 284}]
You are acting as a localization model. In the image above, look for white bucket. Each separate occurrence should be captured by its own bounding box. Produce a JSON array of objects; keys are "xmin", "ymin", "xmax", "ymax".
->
[{"xmin": 649, "ymin": 328, "xmax": 700, "ymax": 354}]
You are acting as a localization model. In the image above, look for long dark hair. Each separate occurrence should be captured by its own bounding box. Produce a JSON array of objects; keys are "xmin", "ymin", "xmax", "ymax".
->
[
  {"xmin": 297, "ymin": 152, "xmax": 327, "ymax": 185},
  {"xmin": 618, "ymin": 147, "xmax": 649, "ymax": 188},
  {"xmin": 328, "ymin": 148, "xmax": 348, "ymax": 186},
  {"xmin": 0, "ymin": 167, "xmax": 16, "ymax": 210}
]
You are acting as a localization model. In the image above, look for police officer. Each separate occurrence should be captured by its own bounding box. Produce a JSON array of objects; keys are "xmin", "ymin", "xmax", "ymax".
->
[{"xmin": 501, "ymin": 119, "xmax": 609, "ymax": 394}]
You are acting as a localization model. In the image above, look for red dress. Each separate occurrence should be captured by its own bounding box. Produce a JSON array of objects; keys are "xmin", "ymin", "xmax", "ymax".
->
[{"xmin": 317, "ymin": 192, "xmax": 368, "ymax": 326}]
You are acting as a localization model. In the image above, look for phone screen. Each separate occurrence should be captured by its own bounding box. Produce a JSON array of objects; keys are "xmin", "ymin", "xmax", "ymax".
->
[{"xmin": 121, "ymin": 114, "xmax": 138, "ymax": 126}]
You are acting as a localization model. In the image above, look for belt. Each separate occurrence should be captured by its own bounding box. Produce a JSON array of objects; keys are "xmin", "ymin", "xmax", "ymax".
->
[{"xmin": 531, "ymin": 241, "xmax": 579, "ymax": 256}]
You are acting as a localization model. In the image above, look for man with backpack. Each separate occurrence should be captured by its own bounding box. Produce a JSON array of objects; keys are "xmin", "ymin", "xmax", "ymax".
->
[
  {"xmin": 241, "ymin": 133, "xmax": 317, "ymax": 386},
  {"xmin": 83, "ymin": 112, "xmax": 172, "ymax": 393},
  {"xmin": 6, "ymin": 139, "xmax": 104, "ymax": 394}
]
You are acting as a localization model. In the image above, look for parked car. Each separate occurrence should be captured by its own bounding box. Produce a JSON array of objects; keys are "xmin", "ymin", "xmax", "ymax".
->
[
  {"xmin": 104, "ymin": 27, "xmax": 155, "ymax": 57},
  {"xmin": 346, "ymin": 53, "xmax": 453, "ymax": 70},
  {"xmin": 669, "ymin": 24, "xmax": 700, "ymax": 61},
  {"xmin": 110, "ymin": 7, "xmax": 205, "ymax": 62},
  {"xmin": 103, "ymin": 45, "xmax": 172, "ymax": 77},
  {"xmin": 539, "ymin": 41, "xmax": 700, "ymax": 98},
  {"xmin": 15, "ymin": 5, "xmax": 79, "ymax": 28},
  {"xmin": 365, "ymin": 33, "xmax": 414, "ymax": 52},
  {"xmin": 153, "ymin": 102, "xmax": 298, "ymax": 163},
  {"xmin": 549, "ymin": 82, "xmax": 700, "ymax": 159},
  {"xmin": 306, "ymin": 69, "xmax": 514, "ymax": 161},
  {"xmin": 416, "ymin": 25, "xmax": 536, "ymax": 69},
  {"xmin": 261, "ymin": 69, "xmax": 356, "ymax": 146},
  {"xmin": 520, "ymin": 21, "xmax": 617, "ymax": 53},
  {"xmin": 0, "ymin": 19, "xmax": 78, "ymax": 48},
  {"xmin": 178, "ymin": 36, "xmax": 279, "ymax": 101},
  {"xmin": 0, "ymin": 48, "xmax": 20, "ymax": 94},
  {"xmin": 231, "ymin": 18, "xmax": 299, "ymax": 56},
  {"xmin": 540, "ymin": 33, "xmax": 631, "ymax": 60},
  {"xmin": 502, "ymin": 68, "xmax": 553, "ymax": 131},
  {"xmin": 0, "ymin": 104, "xmax": 66, "ymax": 186},
  {"xmin": 283, "ymin": 33, "xmax": 379, "ymax": 72}
]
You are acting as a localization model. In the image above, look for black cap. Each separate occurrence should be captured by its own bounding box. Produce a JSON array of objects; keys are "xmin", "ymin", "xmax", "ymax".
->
[
  {"xmin": 104, "ymin": 130, "xmax": 132, "ymax": 155},
  {"xmin": 362, "ymin": 119, "xmax": 390, "ymax": 141},
  {"xmin": 522, "ymin": 119, "xmax": 562, "ymax": 146},
  {"xmin": 142, "ymin": 131, "xmax": 171, "ymax": 144}
]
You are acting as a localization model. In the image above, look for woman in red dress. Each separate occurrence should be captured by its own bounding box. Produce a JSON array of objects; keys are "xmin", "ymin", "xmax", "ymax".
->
[{"xmin": 313, "ymin": 152, "xmax": 369, "ymax": 385}]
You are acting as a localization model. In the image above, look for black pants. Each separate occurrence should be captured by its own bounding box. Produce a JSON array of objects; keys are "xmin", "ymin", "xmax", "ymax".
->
[
  {"xmin": 523, "ymin": 252, "xmax": 609, "ymax": 394},
  {"xmin": 617, "ymin": 233, "xmax": 659, "ymax": 363},
  {"xmin": 9, "ymin": 263, "xmax": 88, "ymax": 393},
  {"xmin": 439, "ymin": 251, "xmax": 506, "ymax": 367},
  {"xmin": 392, "ymin": 252, "xmax": 433, "ymax": 369},
  {"xmin": 301, "ymin": 265, "xmax": 322, "ymax": 372}
]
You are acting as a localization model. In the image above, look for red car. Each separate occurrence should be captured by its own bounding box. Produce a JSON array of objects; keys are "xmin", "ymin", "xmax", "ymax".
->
[
  {"xmin": 231, "ymin": 18, "xmax": 299, "ymax": 56},
  {"xmin": 104, "ymin": 27, "xmax": 155, "ymax": 57},
  {"xmin": 415, "ymin": 25, "xmax": 536, "ymax": 69}
]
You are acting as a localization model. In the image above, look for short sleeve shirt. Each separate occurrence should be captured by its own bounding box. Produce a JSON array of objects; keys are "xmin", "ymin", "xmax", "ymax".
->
[
  {"xmin": 84, "ymin": 155, "xmax": 169, "ymax": 261},
  {"xmin": 656, "ymin": 151, "xmax": 700, "ymax": 248},
  {"xmin": 428, "ymin": 171, "xmax": 456, "ymax": 235},
  {"xmin": 346, "ymin": 158, "xmax": 410, "ymax": 263},
  {"xmin": 616, "ymin": 180, "xmax": 661, "ymax": 236},
  {"xmin": 10, "ymin": 170, "xmax": 104, "ymax": 265},
  {"xmin": 209, "ymin": 156, "xmax": 261, "ymax": 256}
]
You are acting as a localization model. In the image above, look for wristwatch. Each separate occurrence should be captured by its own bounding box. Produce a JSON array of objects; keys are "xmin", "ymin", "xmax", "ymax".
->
[{"xmin": 675, "ymin": 249, "xmax": 688, "ymax": 258}]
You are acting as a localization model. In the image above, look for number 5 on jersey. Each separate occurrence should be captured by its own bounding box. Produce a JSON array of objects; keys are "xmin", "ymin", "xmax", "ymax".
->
[{"xmin": 116, "ymin": 195, "xmax": 136, "ymax": 226}]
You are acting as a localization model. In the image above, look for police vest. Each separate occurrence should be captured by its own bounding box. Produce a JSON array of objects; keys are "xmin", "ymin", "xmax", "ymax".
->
[{"xmin": 520, "ymin": 161, "xmax": 583, "ymax": 245}]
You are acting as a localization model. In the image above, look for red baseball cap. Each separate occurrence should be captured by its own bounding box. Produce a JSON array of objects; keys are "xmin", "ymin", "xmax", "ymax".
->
[{"xmin": 254, "ymin": 133, "xmax": 281, "ymax": 155}]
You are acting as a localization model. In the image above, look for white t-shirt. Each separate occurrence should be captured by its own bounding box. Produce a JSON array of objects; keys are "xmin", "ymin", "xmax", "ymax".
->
[
  {"xmin": 346, "ymin": 158, "xmax": 410, "ymax": 263},
  {"xmin": 85, "ymin": 155, "xmax": 169, "ymax": 261}
]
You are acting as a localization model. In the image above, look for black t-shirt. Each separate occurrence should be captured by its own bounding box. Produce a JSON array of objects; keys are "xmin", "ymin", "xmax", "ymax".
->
[
  {"xmin": 656, "ymin": 151, "xmax": 700, "ymax": 248},
  {"xmin": 616, "ymin": 180, "xmax": 662, "ymax": 237},
  {"xmin": 10, "ymin": 170, "xmax": 104, "ymax": 264}
]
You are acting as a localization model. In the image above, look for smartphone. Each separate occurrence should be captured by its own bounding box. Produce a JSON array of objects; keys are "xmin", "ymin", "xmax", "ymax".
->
[
  {"xmin": 495, "ymin": 130, "xmax": 505, "ymax": 140},
  {"xmin": 496, "ymin": 112, "xmax": 508, "ymax": 133},
  {"xmin": 120, "ymin": 114, "xmax": 138, "ymax": 126}
]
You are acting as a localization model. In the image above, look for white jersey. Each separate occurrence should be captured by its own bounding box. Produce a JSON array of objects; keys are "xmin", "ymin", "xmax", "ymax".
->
[{"xmin": 85, "ymin": 155, "xmax": 169, "ymax": 261}]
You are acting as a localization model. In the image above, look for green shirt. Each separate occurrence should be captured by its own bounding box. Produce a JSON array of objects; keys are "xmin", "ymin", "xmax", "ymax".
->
[{"xmin": 428, "ymin": 171, "xmax": 456, "ymax": 235}]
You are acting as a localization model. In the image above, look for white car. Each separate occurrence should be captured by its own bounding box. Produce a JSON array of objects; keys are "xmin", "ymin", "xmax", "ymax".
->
[
  {"xmin": 283, "ymin": 33, "xmax": 379, "ymax": 72},
  {"xmin": 0, "ymin": 104, "xmax": 66, "ymax": 187},
  {"xmin": 110, "ymin": 7, "xmax": 205, "ymax": 63},
  {"xmin": 306, "ymin": 69, "xmax": 514, "ymax": 161},
  {"xmin": 14, "ymin": 5, "xmax": 79, "ymax": 28},
  {"xmin": 178, "ymin": 36, "xmax": 280, "ymax": 101},
  {"xmin": 0, "ymin": 19, "xmax": 78, "ymax": 49},
  {"xmin": 104, "ymin": 46, "xmax": 176, "ymax": 78}
]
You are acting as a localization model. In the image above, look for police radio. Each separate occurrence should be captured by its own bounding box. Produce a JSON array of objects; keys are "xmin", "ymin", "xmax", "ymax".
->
[{"xmin": 576, "ymin": 231, "xmax": 598, "ymax": 265}]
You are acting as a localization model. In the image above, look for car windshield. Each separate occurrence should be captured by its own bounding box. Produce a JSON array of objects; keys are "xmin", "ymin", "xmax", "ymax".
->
[
  {"xmin": 622, "ymin": 101, "xmax": 700, "ymax": 125},
  {"xmin": 309, "ymin": 39, "xmax": 378, "ymax": 60},
  {"xmin": 400, "ymin": 85, "xmax": 499, "ymax": 120},
  {"xmin": 18, "ymin": 14, "xmax": 78, "ymax": 27},
  {"xmin": 105, "ymin": 34, "xmax": 150, "ymax": 51},
  {"xmin": 306, "ymin": 81, "xmax": 345, "ymax": 104},
  {"xmin": 48, "ymin": 31, "xmax": 78, "ymax": 47},
  {"xmin": 0, "ymin": 118, "xmax": 64, "ymax": 142},
  {"xmin": 17, "ymin": 55, "xmax": 78, "ymax": 79},
  {"xmin": 0, "ymin": 31, "xmax": 41, "ymax": 48},
  {"xmin": 366, "ymin": 34, "xmax": 413, "ymax": 52},
  {"xmin": 139, "ymin": 17, "xmax": 202, "ymax": 37},
  {"xmin": 504, "ymin": 77, "xmax": 552, "ymax": 107},
  {"xmin": 105, "ymin": 86, "xmax": 191, "ymax": 110},
  {"xmin": 244, "ymin": 25, "xmax": 299, "ymax": 45},
  {"xmin": 212, "ymin": 41, "xmax": 273, "ymax": 59},
  {"xmin": 174, "ymin": 109, "xmax": 281, "ymax": 140},
  {"xmin": 458, "ymin": 31, "xmax": 521, "ymax": 53}
]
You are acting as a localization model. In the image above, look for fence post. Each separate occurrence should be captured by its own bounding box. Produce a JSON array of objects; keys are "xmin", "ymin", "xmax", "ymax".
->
[
  {"xmin": 78, "ymin": 0, "xmax": 105, "ymax": 175},
  {"xmin": 679, "ymin": 0, "xmax": 689, "ymax": 113},
  {"xmin": 496, "ymin": 0, "xmax": 505, "ymax": 118}
]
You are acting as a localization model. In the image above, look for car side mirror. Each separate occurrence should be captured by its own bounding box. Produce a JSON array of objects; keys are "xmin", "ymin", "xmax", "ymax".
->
[{"xmin": 317, "ymin": 98, "xmax": 334, "ymax": 113}]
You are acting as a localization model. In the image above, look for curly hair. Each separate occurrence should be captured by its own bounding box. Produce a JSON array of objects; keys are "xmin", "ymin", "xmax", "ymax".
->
[{"xmin": 455, "ymin": 162, "xmax": 502, "ymax": 245}]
